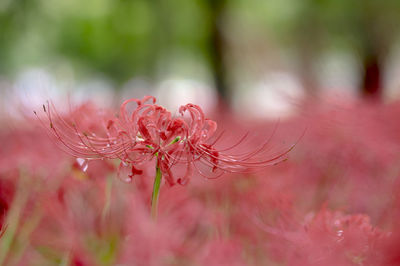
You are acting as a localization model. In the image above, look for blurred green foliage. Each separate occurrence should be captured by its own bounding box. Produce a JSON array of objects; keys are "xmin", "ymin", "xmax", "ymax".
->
[
  {"xmin": 1, "ymin": 0, "xmax": 400, "ymax": 91},
  {"xmin": 0, "ymin": 0, "xmax": 212, "ymax": 84}
]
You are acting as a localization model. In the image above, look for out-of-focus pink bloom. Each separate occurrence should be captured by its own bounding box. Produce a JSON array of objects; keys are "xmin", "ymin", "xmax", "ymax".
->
[
  {"xmin": 37, "ymin": 96, "xmax": 292, "ymax": 186},
  {"xmin": 197, "ymin": 239, "xmax": 246, "ymax": 266},
  {"xmin": 260, "ymin": 207, "xmax": 389, "ymax": 266}
]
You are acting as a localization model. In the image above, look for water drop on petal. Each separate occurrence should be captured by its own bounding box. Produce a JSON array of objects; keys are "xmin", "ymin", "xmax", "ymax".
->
[
  {"xmin": 118, "ymin": 162, "xmax": 133, "ymax": 183},
  {"xmin": 336, "ymin": 230, "xmax": 344, "ymax": 243},
  {"xmin": 177, "ymin": 177, "xmax": 188, "ymax": 185},
  {"xmin": 76, "ymin": 158, "xmax": 89, "ymax": 172}
]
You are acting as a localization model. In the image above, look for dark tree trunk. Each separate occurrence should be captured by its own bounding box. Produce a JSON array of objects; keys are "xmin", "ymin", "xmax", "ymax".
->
[
  {"xmin": 361, "ymin": 53, "xmax": 382, "ymax": 99},
  {"xmin": 206, "ymin": 0, "xmax": 229, "ymax": 103}
]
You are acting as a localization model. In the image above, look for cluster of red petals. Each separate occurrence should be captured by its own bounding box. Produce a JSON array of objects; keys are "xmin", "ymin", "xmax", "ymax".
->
[{"xmin": 37, "ymin": 96, "xmax": 291, "ymax": 185}]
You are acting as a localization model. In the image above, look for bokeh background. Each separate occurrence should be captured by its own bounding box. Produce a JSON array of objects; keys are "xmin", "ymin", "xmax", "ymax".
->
[
  {"xmin": 2, "ymin": 0, "xmax": 400, "ymax": 116},
  {"xmin": 3, "ymin": 2, "xmax": 400, "ymax": 265}
]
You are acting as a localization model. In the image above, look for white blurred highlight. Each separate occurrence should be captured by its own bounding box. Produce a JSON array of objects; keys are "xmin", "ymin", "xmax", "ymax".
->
[
  {"xmin": 384, "ymin": 43, "xmax": 400, "ymax": 102},
  {"xmin": 73, "ymin": 77, "xmax": 114, "ymax": 107},
  {"xmin": 2, "ymin": 67, "xmax": 118, "ymax": 120},
  {"xmin": 316, "ymin": 51, "xmax": 360, "ymax": 95},
  {"xmin": 156, "ymin": 79, "xmax": 217, "ymax": 114},
  {"xmin": 234, "ymin": 72, "xmax": 304, "ymax": 119}
]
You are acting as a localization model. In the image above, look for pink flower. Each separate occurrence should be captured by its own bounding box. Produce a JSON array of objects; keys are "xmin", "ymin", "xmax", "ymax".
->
[
  {"xmin": 259, "ymin": 207, "xmax": 389, "ymax": 265},
  {"xmin": 36, "ymin": 96, "xmax": 292, "ymax": 186}
]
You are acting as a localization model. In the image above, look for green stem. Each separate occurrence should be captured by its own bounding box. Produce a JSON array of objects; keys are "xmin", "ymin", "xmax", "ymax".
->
[{"xmin": 151, "ymin": 160, "xmax": 162, "ymax": 220}]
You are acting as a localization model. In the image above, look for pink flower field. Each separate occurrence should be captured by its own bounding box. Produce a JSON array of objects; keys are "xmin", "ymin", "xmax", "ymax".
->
[{"xmin": 1, "ymin": 95, "xmax": 400, "ymax": 266}]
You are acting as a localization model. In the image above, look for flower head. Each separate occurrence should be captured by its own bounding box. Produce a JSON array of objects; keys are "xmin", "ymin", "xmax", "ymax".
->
[{"xmin": 36, "ymin": 96, "xmax": 293, "ymax": 186}]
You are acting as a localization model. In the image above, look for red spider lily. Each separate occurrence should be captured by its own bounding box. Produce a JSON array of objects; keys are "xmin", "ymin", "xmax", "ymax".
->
[{"xmin": 35, "ymin": 96, "xmax": 293, "ymax": 186}]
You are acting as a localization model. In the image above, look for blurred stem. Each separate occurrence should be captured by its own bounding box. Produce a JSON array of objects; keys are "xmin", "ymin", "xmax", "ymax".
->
[
  {"xmin": 151, "ymin": 160, "xmax": 162, "ymax": 220},
  {"xmin": 101, "ymin": 175, "xmax": 113, "ymax": 224},
  {"xmin": 9, "ymin": 210, "xmax": 42, "ymax": 265},
  {"xmin": 60, "ymin": 252, "xmax": 71, "ymax": 266}
]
